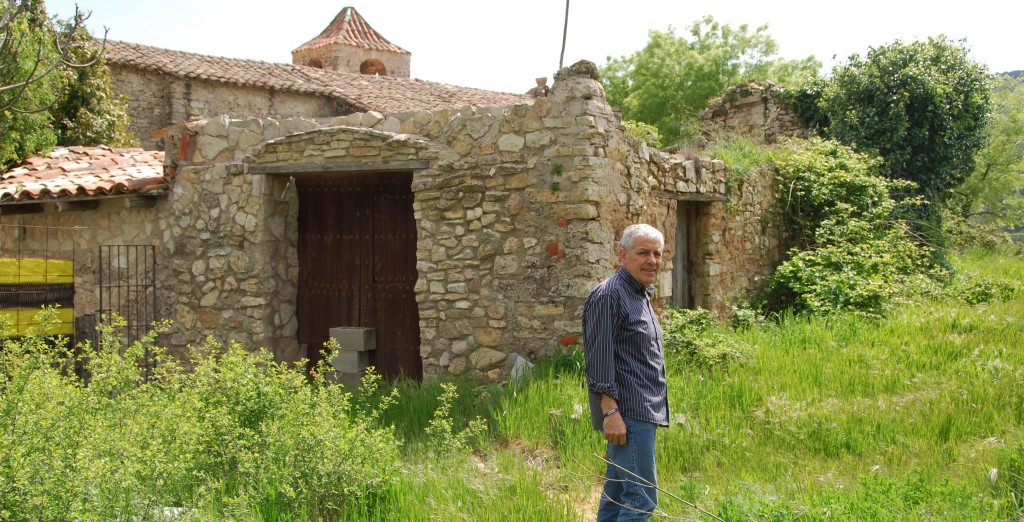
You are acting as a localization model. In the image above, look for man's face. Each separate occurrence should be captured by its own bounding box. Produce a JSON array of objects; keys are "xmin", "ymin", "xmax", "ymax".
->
[{"xmin": 619, "ymin": 237, "xmax": 663, "ymax": 286}]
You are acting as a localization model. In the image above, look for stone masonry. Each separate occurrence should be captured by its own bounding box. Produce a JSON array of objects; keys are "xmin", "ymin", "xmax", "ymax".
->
[
  {"xmin": 701, "ymin": 81, "xmax": 814, "ymax": 143},
  {"xmin": 3, "ymin": 63, "xmax": 793, "ymax": 381},
  {"xmin": 156, "ymin": 61, "xmax": 734, "ymax": 379}
]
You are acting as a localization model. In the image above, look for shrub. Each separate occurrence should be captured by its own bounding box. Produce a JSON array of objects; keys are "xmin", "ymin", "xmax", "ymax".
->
[
  {"xmin": 946, "ymin": 272, "xmax": 1022, "ymax": 305},
  {"xmin": 941, "ymin": 209, "xmax": 1013, "ymax": 252},
  {"xmin": 795, "ymin": 38, "xmax": 991, "ymax": 208},
  {"xmin": 706, "ymin": 134, "xmax": 773, "ymax": 182},
  {"xmin": 424, "ymin": 382, "xmax": 488, "ymax": 454},
  {"xmin": 761, "ymin": 138, "xmax": 945, "ymax": 317},
  {"xmin": 662, "ymin": 307, "xmax": 748, "ymax": 369},
  {"xmin": 622, "ymin": 119, "xmax": 662, "ymax": 148},
  {"xmin": 0, "ymin": 310, "xmax": 402, "ymax": 520}
]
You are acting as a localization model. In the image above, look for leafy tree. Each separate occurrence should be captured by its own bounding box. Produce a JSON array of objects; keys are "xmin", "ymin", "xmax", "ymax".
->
[
  {"xmin": 600, "ymin": 16, "xmax": 821, "ymax": 145},
  {"xmin": 801, "ymin": 37, "xmax": 991, "ymax": 210},
  {"xmin": 0, "ymin": 0, "xmax": 131, "ymax": 167},
  {"xmin": 49, "ymin": 10, "xmax": 132, "ymax": 148},
  {"xmin": 0, "ymin": 0, "xmax": 61, "ymax": 164},
  {"xmin": 947, "ymin": 75, "xmax": 1024, "ymax": 232}
]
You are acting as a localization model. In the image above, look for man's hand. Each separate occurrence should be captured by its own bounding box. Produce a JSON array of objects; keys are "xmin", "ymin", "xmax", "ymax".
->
[
  {"xmin": 603, "ymin": 412, "xmax": 627, "ymax": 445},
  {"xmin": 600, "ymin": 394, "xmax": 626, "ymax": 445}
]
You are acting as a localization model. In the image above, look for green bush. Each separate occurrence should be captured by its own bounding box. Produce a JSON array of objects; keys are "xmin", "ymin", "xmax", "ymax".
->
[
  {"xmin": 662, "ymin": 307, "xmax": 748, "ymax": 369},
  {"xmin": 762, "ymin": 138, "xmax": 945, "ymax": 317},
  {"xmin": 0, "ymin": 310, "xmax": 402, "ymax": 520},
  {"xmin": 946, "ymin": 272, "xmax": 1022, "ymax": 305},
  {"xmin": 794, "ymin": 38, "xmax": 990, "ymax": 208},
  {"xmin": 622, "ymin": 119, "xmax": 662, "ymax": 148},
  {"xmin": 941, "ymin": 209, "xmax": 1013, "ymax": 252}
]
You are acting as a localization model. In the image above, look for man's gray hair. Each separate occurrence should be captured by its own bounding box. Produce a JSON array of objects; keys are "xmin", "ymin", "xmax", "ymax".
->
[{"xmin": 620, "ymin": 224, "xmax": 664, "ymax": 251}]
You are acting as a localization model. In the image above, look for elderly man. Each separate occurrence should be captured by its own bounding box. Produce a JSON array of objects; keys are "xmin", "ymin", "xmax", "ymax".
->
[{"xmin": 583, "ymin": 223, "xmax": 669, "ymax": 521}]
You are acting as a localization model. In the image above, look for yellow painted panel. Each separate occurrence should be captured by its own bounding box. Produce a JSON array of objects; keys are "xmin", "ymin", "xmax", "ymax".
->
[
  {"xmin": 0, "ymin": 307, "xmax": 75, "ymax": 336},
  {"xmin": 0, "ymin": 258, "xmax": 75, "ymax": 284}
]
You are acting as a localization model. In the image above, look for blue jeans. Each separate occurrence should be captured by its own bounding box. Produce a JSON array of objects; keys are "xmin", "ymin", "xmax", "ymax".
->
[{"xmin": 597, "ymin": 416, "xmax": 658, "ymax": 521}]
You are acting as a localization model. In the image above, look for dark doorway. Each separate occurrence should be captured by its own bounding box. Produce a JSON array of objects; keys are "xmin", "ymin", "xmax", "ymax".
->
[
  {"xmin": 670, "ymin": 202, "xmax": 698, "ymax": 309},
  {"xmin": 295, "ymin": 171, "xmax": 421, "ymax": 381}
]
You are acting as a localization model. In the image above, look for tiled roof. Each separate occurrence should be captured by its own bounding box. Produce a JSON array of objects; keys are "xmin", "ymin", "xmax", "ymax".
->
[
  {"xmin": 293, "ymin": 6, "xmax": 409, "ymax": 55},
  {"xmin": 0, "ymin": 146, "xmax": 167, "ymax": 204},
  {"xmin": 103, "ymin": 40, "xmax": 531, "ymax": 114}
]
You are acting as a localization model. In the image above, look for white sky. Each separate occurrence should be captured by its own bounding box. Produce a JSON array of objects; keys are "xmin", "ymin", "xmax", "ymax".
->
[{"xmin": 46, "ymin": 0, "xmax": 1022, "ymax": 94}]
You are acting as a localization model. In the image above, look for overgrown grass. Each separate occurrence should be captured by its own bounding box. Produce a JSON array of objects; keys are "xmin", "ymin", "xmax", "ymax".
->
[
  {"xmin": 485, "ymin": 249, "xmax": 1024, "ymax": 520},
  {"xmin": 2, "ymin": 250, "xmax": 1022, "ymax": 520}
]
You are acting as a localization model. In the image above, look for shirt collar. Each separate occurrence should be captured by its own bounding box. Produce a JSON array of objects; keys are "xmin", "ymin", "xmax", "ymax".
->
[{"xmin": 617, "ymin": 267, "xmax": 656, "ymax": 297}]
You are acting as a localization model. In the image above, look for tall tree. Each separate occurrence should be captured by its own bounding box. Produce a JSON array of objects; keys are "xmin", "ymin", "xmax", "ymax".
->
[
  {"xmin": 809, "ymin": 37, "xmax": 991, "ymax": 208},
  {"xmin": 1, "ymin": 0, "xmax": 61, "ymax": 164},
  {"xmin": 947, "ymin": 75, "xmax": 1024, "ymax": 231},
  {"xmin": 600, "ymin": 16, "xmax": 821, "ymax": 145},
  {"xmin": 49, "ymin": 9, "xmax": 132, "ymax": 148},
  {"xmin": 0, "ymin": 0, "xmax": 132, "ymax": 167}
]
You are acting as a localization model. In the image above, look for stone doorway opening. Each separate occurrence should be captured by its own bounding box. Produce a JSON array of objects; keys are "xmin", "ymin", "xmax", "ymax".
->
[{"xmin": 294, "ymin": 171, "xmax": 421, "ymax": 381}]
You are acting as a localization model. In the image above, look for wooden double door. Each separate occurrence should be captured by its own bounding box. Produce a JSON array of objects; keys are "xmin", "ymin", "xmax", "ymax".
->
[{"xmin": 295, "ymin": 171, "xmax": 421, "ymax": 381}]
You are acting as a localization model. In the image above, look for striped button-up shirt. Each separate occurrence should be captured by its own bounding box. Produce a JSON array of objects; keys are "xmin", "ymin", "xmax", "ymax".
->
[{"xmin": 582, "ymin": 268, "xmax": 669, "ymax": 431}]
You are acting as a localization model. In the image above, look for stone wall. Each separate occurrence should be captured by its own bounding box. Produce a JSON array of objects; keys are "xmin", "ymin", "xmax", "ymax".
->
[
  {"xmin": 109, "ymin": 65, "xmax": 338, "ymax": 149},
  {"xmin": 292, "ymin": 46, "xmax": 411, "ymax": 79},
  {"xmin": 108, "ymin": 67, "xmax": 172, "ymax": 149},
  {"xmin": 5, "ymin": 62, "xmax": 791, "ymax": 380},
  {"xmin": 692, "ymin": 81, "xmax": 808, "ymax": 315},
  {"xmin": 700, "ymin": 81, "xmax": 813, "ymax": 143},
  {"xmin": 692, "ymin": 168, "xmax": 782, "ymax": 316},
  {"xmin": 157, "ymin": 61, "xmax": 731, "ymax": 379},
  {"xmin": 0, "ymin": 200, "xmax": 166, "ymax": 324}
]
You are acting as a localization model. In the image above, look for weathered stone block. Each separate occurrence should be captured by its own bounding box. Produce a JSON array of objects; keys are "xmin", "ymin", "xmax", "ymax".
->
[
  {"xmin": 331, "ymin": 350, "xmax": 369, "ymax": 372},
  {"xmin": 329, "ymin": 327, "xmax": 376, "ymax": 352},
  {"xmin": 470, "ymin": 346, "xmax": 506, "ymax": 367},
  {"xmin": 497, "ymin": 134, "xmax": 525, "ymax": 152}
]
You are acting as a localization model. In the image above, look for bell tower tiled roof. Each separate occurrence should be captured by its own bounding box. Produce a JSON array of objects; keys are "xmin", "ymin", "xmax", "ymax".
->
[{"xmin": 293, "ymin": 6, "xmax": 408, "ymax": 55}]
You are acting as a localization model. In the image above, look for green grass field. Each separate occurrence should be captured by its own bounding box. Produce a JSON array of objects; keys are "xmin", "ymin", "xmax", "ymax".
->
[
  {"xmin": 2, "ymin": 249, "xmax": 1022, "ymax": 521},
  {"xmin": 388, "ymin": 249, "xmax": 1024, "ymax": 520}
]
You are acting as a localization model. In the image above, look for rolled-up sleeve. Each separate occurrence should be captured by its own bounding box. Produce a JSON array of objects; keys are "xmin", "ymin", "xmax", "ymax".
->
[{"xmin": 583, "ymin": 292, "xmax": 619, "ymax": 400}]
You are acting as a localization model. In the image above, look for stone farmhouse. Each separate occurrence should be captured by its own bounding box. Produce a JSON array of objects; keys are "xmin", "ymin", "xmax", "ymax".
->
[{"xmin": 0, "ymin": 7, "xmax": 799, "ymax": 382}]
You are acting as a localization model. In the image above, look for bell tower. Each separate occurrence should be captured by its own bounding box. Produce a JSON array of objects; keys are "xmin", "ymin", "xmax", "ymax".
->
[{"xmin": 292, "ymin": 6, "xmax": 411, "ymax": 78}]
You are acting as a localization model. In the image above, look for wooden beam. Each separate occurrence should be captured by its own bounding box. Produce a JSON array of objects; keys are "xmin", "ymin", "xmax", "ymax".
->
[
  {"xmin": 1, "ymin": 192, "xmax": 167, "ymax": 214},
  {"xmin": 126, "ymin": 196, "xmax": 160, "ymax": 209},
  {"xmin": 56, "ymin": 200, "xmax": 100, "ymax": 213},
  {"xmin": 249, "ymin": 160, "xmax": 430, "ymax": 175},
  {"xmin": 0, "ymin": 204, "xmax": 44, "ymax": 215}
]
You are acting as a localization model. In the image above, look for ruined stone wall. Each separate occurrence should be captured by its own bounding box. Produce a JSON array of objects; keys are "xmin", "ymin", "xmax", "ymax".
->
[
  {"xmin": 3, "ymin": 66, "xmax": 789, "ymax": 378},
  {"xmin": 158, "ymin": 62, "xmax": 729, "ymax": 379},
  {"xmin": 692, "ymin": 168, "xmax": 782, "ymax": 317},
  {"xmin": 693, "ymin": 81, "xmax": 801, "ymax": 315},
  {"xmin": 157, "ymin": 116, "xmax": 319, "ymax": 357},
  {"xmin": 701, "ymin": 82, "xmax": 813, "ymax": 143}
]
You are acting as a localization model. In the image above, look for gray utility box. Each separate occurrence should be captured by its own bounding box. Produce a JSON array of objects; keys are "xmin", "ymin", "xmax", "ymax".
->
[{"xmin": 329, "ymin": 327, "xmax": 375, "ymax": 374}]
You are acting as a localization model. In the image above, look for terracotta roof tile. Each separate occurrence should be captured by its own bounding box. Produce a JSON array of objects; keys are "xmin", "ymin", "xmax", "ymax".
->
[
  {"xmin": 293, "ymin": 6, "xmax": 409, "ymax": 55},
  {"xmin": 0, "ymin": 146, "xmax": 167, "ymax": 204},
  {"xmin": 103, "ymin": 40, "xmax": 531, "ymax": 114}
]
